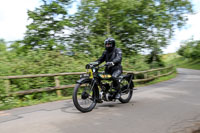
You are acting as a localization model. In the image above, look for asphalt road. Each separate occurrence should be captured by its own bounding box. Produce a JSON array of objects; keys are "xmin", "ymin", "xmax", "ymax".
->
[{"xmin": 0, "ymin": 68, "xmax": 200, "ymax": 133}]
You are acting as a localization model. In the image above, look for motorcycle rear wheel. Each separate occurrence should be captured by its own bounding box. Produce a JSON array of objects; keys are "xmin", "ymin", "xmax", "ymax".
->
[{"xmin": 119, "ymin": 78, "xmax": 133, "ymax": 103}]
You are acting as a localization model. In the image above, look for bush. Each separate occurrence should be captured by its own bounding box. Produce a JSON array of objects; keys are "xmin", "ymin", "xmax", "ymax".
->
[
  {"xmin": 178, "ymin": 40, "xmax": 200, "ymax": 59},
  {"xmin": 0, "ymin": 49, "xmax": 167, "ymax": 110}
]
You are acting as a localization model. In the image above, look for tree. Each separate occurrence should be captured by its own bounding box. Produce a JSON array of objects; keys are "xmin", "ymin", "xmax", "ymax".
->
[
  {"xmin": 68, "ymin": 0, "xmax": 193, "ymax": 57},
  {"xmin": 178, "ymin": 39, "xmax": 200, "ymax": 59},
  {"xmin": 22, "ymin": 0, "xmax": 72, "ymax": 51},
  {"xmin": 146, "ymin": 44, "xmax": 165, "ymax": 68}
]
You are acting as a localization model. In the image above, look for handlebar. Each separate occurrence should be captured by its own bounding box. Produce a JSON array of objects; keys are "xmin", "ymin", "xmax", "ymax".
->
[
  {"xmin": 98, "ymin": 64, "xmax": 107, "ymax": 69},
  {"xmin": 86, "ymin": 62, "xmax": 108, "ymax": 70}
]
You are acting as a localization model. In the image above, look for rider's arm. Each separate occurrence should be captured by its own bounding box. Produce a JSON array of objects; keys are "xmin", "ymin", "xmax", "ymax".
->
[
  {"xmin": 112, "ymin": 48, "xmax": 122, "ymax": 65},
  {"xmin": 96, "ymin": 51, "xmax": 106, "ymax": 65}
]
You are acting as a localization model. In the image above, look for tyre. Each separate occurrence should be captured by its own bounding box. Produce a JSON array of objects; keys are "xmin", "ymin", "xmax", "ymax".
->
[
  {"xmin": 119, "ymin": 78, "xmax": 133, "ymax": 103},
  {"xmin": 73, "ymin": 82, "xmax": 97, "ymax": 113}
]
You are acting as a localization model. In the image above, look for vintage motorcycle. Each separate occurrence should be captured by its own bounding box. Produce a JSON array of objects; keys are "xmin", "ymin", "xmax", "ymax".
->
[{"xmin": 72, "ymin": 62, "xmax": 135, "ymax": 113}]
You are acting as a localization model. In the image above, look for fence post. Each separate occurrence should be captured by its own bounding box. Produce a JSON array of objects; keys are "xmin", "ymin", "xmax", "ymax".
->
[
  {"xmin": 157, "ymin": 71, "xmax": 161, "ymax": 76},
  {"xmin": 144, "ymin": 73, "xmax": 148, "ymax": 79},
  {"xmin": 54, "ymin": 76, "xmax": 62, "ymax": 97},
  {"xmin": 4, "ymin": 79, "xmax": 10, "ymax": 94}
]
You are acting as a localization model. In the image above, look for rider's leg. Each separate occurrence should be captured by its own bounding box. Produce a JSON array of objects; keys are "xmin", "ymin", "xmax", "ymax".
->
[{"xmin": 112, "ymin": 69, "xmax": 122, "ymax": 99}]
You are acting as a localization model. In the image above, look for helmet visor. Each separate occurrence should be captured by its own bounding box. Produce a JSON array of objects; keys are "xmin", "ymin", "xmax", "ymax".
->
[{"xmin": 105, "ymin": 43, "xmax": 112, "ymax": 48}]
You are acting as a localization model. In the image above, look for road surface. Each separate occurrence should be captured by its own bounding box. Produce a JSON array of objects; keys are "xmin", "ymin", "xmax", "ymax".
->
[{"xmin": 0, "ymin": 68, "xmax": 200, "ymax": 133}]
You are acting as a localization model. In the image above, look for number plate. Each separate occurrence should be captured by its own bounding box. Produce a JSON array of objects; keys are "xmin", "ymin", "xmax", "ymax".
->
[{"xmin": 80, "ymin": 74, "xmax": 90, "ymax": 78}]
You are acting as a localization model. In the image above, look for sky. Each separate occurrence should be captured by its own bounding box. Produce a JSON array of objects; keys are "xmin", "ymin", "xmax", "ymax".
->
[
  {"xmin": 0, "ymin": 0, "xmax": 41, "ymax": 42},
  {"xmin": 0, "ymin": 0, "xmax": 199, "ymax": 53},
  {"xmin": 164, "ymin": 0, "xmax": 200, "ymax": 53}
]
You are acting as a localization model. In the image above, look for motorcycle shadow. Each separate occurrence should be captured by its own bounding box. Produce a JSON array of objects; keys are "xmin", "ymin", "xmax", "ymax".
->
[
  {"xmin": 96, "ymin": 100, "xmax": 135, "ymax": 109},
  {"xmin": 60, "ymin": 101, "xmax": 135, "ymax": 114}
]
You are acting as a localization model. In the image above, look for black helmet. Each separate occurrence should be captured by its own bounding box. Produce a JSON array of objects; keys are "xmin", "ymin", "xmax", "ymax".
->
[{"xmin": 104, "ymin": 38, "xmax": 115, "ymax": 51}]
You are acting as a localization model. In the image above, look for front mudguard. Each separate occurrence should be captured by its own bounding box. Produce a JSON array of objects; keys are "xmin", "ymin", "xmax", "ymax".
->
[
  {"xmin": 76, "ymin": 78, "xmax": 92, "ymax": 84},
  {"xmin": 76, "ymin": 78, "xmax": 100, "ymax": 101}
]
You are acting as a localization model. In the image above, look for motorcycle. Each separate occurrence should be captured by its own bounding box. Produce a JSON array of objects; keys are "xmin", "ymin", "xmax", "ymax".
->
[{"xmin": 72, "ymin": 62, "xmax": 135, "ymax": 113}]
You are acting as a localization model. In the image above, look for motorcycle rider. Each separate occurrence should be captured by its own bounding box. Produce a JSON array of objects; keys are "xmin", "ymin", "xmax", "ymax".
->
[{"xmin": 96, "ymin": 38, "xmax": 123, "ymax": 99}]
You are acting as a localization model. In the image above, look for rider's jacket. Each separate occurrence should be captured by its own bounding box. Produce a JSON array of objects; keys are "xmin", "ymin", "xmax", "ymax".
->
[{"xmin": 96, "ymin": 48, "xmax": 123, "ymax": 74}]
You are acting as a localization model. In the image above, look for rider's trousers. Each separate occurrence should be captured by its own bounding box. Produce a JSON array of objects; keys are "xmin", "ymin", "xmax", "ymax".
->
[{"xmin": 105, "ymin": 65, "xmax": 122, "ymax": 93}]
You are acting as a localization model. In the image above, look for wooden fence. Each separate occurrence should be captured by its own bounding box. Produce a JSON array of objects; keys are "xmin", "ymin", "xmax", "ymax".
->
[{"xmin": 0, "ymin": 66, "xmax": 175, "ymax": 97}]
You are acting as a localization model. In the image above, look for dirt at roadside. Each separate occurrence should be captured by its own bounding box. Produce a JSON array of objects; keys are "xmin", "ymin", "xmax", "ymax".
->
[{"xmin": 169, "ymin": 114, "xmax": 200, "ymax": 133}]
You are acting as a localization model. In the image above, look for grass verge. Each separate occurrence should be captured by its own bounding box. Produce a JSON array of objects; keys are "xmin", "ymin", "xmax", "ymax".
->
[
  {"xmin": 0, "ymin": 95, "xmax": 72, "ymax": 111},
  {"xmin": 177, "ymin": 59, "xmax": 200, "ymax": 70},
  {"xmin": 162, "ymin": 53, "xmax": 200, "ymax": 70}
]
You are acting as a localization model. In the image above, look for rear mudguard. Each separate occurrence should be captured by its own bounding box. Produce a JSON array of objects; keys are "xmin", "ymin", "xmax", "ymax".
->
[{"xmin": 124, "ymin": 73, "xmax": 135, "ymax": 88}]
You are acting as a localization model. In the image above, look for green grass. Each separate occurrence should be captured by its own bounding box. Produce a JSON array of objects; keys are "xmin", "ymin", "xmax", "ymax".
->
[
  {"xmin": 0, "ymin": 95, "xmax": 72, "ymax": 111},
  {"xmin": 162, "ymin": 53, "xmax": 200, "ymax": 70},
  {"xmin": 177, "ymin": 59, "xmax": 200, "ymax": 70}
]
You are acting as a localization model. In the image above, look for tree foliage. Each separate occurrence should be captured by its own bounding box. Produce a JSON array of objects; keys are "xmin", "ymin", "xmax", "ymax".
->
[
  {"xmin": 68, "ymin": 0, "xmax": 193, "ymax": 56},
  {"xmin": 0, "ymin": 39, "xmax": 7, "ymax": 52},
  {"xmin": 22, "ymin": 0, "xmax": 72, "ymax": 51},
  {"xmin": 20, "ymin": 0, "xmax": 193, "ymax": 55},
  {"xmin": 178, "ymin": 39, "xmax": 200, "ymax": 59},
  {"xmin": 145, "ymin": 44, "xmax": 165, "ymax": 68}
]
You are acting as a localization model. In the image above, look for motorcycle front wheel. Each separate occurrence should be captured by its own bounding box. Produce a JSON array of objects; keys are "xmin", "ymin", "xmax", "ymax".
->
[{"xmin": 73, "ymin": 82, "xmax": 97, "ymax": 113}]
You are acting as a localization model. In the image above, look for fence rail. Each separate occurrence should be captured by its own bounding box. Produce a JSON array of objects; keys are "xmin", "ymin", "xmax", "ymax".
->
[{"xmin": 0, "ymin": 66, "xmax": 175, "ymax": 96}]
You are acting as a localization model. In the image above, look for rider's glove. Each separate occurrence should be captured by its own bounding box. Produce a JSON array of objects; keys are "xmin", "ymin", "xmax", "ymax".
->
[{"xmin": 106, "ymin": 62, "xmax": 114, "ymax": 66}]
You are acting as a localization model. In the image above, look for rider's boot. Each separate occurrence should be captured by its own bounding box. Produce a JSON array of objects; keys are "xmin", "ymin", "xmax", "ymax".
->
[
  {"xmin": 115, "ymin": 92, "xmax": 121, "ymax": 99},
  {"xmin": 115, "ymin": 85, "xmax": 121, "ymax": 99},
  {"xmin": 96, "ymin": 99, "xmax": 103, "ymax": 103}
]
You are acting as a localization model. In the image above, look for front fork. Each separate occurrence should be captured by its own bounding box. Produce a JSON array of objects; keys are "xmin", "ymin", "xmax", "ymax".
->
[{"xmin": 90, "ymin": 80, "xmax": 101, "ymax": 101}]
